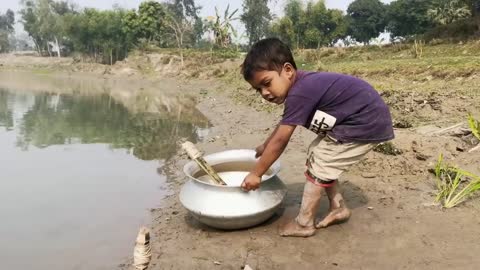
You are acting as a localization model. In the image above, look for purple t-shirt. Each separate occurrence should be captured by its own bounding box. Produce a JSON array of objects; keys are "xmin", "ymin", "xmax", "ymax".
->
[{"xmin": 281, "ymin": 71, "xmax": 394, "ymax": 143}]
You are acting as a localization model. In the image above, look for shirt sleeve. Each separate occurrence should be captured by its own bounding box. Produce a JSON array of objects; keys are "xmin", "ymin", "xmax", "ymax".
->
[{"xmin": 280, "ymin": 95, "xmax": 317, "ymax": 127}]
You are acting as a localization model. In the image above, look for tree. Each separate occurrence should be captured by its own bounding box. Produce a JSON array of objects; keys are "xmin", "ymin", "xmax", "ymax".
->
[
  {"xmin": 19, "ymin": 0, "xmax": 75, "ymax": 57},
  {"xmin": 269, "ymin": 17, "xmax": 295, "ymax": 46},
  {"xmin": 347, "ymin": 0, "xmax": 386, "ymax": 44},
  {"xmin": 123, "ymin": 1, "xmax": 168, "ymax": 46},
  {"xmin": 19, "ymin": 0, "xmax": 44, "ymax": 55},
  {"xmin": 61, "ymin": 7, "xmax": 131, "ymax": 64},
  {"xmin": 284, "ymin": 0, "xmax": 304, "ymax": 48},
  {"xmin": 163, "ymin": 6, "xmax": 192, "ymax": 65},
  {"xmin": 386, "ymin": 0, "xmax": 434, "ymax": 39},
  {"xmin": 326, "ymin": 9, "xmax": 349, "ymax": 46},
  {"xmin": 0, "ymin": 9, "xmax": 15, "ymax": 53},
  {"xmin": 241, "ymin": 0, "xmax": 272, "ymax": 46},
  {"xmin": 0, "ymin": 9, "xmax": 15, "ymax": 32},
  {"xmin": 475, "ymin": 0, "xmax": 480, "ymax": 31},
  {"xmin": 164, "ymin": 0, "xmax": 202, "ymax": 47},
  {"xmin": 206, "ymin": 5, "xmax": 239, "ymax": 47},
  {"xmin": 428, "ymin": 0, "xmax": 471, "ymax": 25},
  {"xmin": 269, "ymin": 0, "xmax": 348, "ymax": 48},
  {"xmin": 302, "ymin": 0, "xmax": 331, "ymax": 48}
]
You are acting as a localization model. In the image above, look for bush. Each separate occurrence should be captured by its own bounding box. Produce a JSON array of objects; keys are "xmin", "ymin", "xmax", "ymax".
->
[{"xmin": 423, "ymin": 19, "xmax": 478, "ymax": 42}]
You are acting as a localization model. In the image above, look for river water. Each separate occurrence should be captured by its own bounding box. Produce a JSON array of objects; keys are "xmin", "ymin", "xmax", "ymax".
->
[{"xmin": 0, "ymin": 76, "xmax": 208, "ymax": 270}]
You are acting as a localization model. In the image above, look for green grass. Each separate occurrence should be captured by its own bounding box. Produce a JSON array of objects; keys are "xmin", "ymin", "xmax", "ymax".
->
[
  {"xmin": 434, "ymin": 154, "xmax": 480, "ymax": 208},
  {"xmin": 468, "ymin": 114, "xmax": 480, "ymax": 140},
  {"xmin": 294, "ymin": 42, "xmax": 480, "ymax": 79}
]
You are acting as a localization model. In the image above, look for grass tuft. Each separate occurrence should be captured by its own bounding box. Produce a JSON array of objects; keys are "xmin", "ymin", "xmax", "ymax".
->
[
  {"xmin": 468, "ymin": 114, "xmax": 480, "ymax": 140},
  {"xmin": 434, "ymin": 154, "xmax": 480, "ymax": 208}
]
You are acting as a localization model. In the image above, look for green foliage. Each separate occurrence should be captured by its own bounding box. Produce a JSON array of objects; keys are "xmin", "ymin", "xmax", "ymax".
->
[
  {"xmin": 0, "ymin": 90, "xmax": 14, "ymax": 129},
  {"xmin": 269, "ymin": 17, "xmax": 295, "ymax": 46},
  {"xmin": 62, "ymin": 7, "xmax": 130, "ymax": 64},
  {"xmin": 373, "ymin": 142, "xmax": 403, "ymax": 155},
  {"xmin": 468, "ymin": 114, "xmax": 480, "ymax": 140},
  {"xmin": 19, "ymin": 0, "xmax": 76, "ymax": 57},
  {"xmin": 241, "ymin": 0, "xmax": 272, "ymax": 46},
  {"xmin": 14, "ymin": 0, "xmax": 480, "ymax": 62},
  {"xmin": 124, "ymin": 1, "xmax": 168, "ymax": 46},
  {"xmin": 205, "ymin": 5, "xmax": 239, "ymax": 48},
  {"xmin": 347, "ymin": 0, "xmax": 387, "ymax": 44},
  {"xmin": 0, "ymin": 9, "xmax": 15, "ymax": 33},
  {"xmin": 326, "ymin": 9, "xmax": 349, "ymax": 46},
  {"xmin": 303, "ymin": 1, "xmax": 328, "ymax": 48},
  {"xmin": 434, "ymin": 155, "xmax": 480, "ymax": 208},
  {"xmin": 428, "ymin": 0, "xmax": 472, "ymax": 25},
  {"xmin": 18, "ymin": 0, "xmax": 203, "ymax": 62},
  {"xmin": 0, "ymin": 9, "xmax": 15, "ymax": 53},
  {"xmin": 269, "ymin": 0, "xmax": 347, "ymax": 49},
  {"xmin": 423, "ymin": 18, "xmax": 478, "ymax": 40},
  {"xmin": 386, "ymin": 0, "xmax": 434, "ymax": 39}
]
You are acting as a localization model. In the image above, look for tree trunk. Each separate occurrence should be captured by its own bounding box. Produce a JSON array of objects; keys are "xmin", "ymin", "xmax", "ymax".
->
[
  {"xmin": 476, "ymin": 4, "xmax": 480, "ymax": 35},
  {"xmin": 46, "ymin": 42, "xmax": 52, "ymax": 57},
  {"xmin": 110, "ymin": 49, "xmax": 113, "ymax": 66},
  {"xmin": 54, "ymin": 36, "xmax": 61, "ymax": 58},
  {"xmin": 179, "ymin": 32, "xmax": 184, "ymax": 66},
  {"xmin": 33, "ymin": 39, "xmax": 41, "ymax": 56}
]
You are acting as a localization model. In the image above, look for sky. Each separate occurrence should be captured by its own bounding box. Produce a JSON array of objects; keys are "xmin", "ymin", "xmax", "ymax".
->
[{"xmin": 0, "ymin": 0, "xmax": 394, "ymax": 41}]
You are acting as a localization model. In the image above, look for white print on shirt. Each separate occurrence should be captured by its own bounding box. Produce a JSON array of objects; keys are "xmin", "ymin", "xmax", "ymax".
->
[{"xmin": 308, "ymin": 110, "xmax": 337, "ymax": 133}]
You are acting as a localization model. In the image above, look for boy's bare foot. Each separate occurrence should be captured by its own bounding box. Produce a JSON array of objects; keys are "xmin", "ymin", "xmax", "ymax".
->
[
  {"xmin": 278, "ymin": 218, "xmax": 316, "ymax": 237},
  {"xmin": 315, "ymin": 207, "xmax": 351, "ymax": 228}
]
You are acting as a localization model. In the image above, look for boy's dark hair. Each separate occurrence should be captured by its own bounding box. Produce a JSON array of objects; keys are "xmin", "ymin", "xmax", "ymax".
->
[{"xmin": 241, "ymin": 38, "xmax": 297, "ymax": 81}]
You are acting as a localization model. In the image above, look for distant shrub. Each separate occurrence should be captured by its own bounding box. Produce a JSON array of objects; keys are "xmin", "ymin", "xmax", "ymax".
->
[
  {"xmin": 424, "ymin": 19, "xmax": 478, "ymax": 41},
  {"xmin": 214, "ymin": 49, "xmax": 241, "ymax": 60}
]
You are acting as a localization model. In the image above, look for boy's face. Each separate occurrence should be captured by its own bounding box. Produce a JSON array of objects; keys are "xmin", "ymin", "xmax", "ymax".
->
[{"xmin": 248, "ymin": 63, "xmax": 296, "ymax": 105}]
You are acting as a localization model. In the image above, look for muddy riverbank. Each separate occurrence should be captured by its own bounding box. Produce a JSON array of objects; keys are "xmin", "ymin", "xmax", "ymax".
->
[{"xmin": 2, "ymin": 53, "xmax": 480, "ymax": 269}]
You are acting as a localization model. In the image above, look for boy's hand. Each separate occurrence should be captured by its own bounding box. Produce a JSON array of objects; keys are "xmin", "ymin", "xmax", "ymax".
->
[
  {"xmin": 255, "ymin": 144, "xmax": 265, "ymax": 158},
  {"xmin": 241, "ymin": 173, "xmax": 261, "ymax": 191}
]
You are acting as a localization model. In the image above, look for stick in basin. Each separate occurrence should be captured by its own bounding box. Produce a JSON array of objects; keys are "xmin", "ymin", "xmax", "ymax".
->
[{"xmin": 181, "ymin": 141, "xmax": 227, "ymax": 185}]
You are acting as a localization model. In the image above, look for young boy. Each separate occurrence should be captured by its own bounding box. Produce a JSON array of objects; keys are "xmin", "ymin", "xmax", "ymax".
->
[{"xmin": 240, "ymin": 38, "xmax": 394, "ymax": 237}]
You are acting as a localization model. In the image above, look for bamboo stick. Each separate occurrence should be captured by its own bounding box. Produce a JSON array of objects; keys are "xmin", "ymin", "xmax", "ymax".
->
[{"xmin": 181, "ymin": 141, "xmax": 227, "ymax": 185}]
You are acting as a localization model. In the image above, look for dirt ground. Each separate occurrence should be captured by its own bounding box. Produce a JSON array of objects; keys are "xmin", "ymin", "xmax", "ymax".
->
[
  {"xmin": 2, "ymin": 53, "xmax": 480, "ymax": 269},
  {"xmin": 130, "ymin": 79, "xmax": 480, "ymax": 269}
]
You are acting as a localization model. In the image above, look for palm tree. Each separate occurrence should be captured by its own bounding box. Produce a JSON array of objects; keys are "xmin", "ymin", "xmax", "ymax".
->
[{"xmin": 428, "ymin": 0, "xmax": 472, "ymax": 25}]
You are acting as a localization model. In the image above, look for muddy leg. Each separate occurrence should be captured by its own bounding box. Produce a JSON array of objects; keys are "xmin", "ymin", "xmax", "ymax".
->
[
  {"xmin": 279, "ymin": 181, "xmax": 323, "ymax": 237},
  {"xmin": 315, "ymin": 181, "xmax": 351, "ymax": 228}
]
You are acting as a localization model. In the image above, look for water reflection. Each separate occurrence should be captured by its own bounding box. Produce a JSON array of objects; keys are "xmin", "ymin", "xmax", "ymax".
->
[
  {"xmin": 0, "ymin": 86, "xmax": 209, "ymax": 270},
  {"xmin": 0, "ymin": 90, "xmax": 14, "ymax": 130},
  {"xmin": 0, "ymin": 89, "xmax": 209, "ymax": 160}
]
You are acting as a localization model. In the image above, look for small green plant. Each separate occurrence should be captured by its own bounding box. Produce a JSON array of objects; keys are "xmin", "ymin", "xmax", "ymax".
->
[
  {"xmin": 468, "ymin": 114, "xmax": 480, "ymax": 140},
  {"xmin": 434, "ymin": 155, "xmax": 480, "ymax": 208},
  {"xmin": 373, "ymin": 142, "xmax": 403, "ymax": 156}
]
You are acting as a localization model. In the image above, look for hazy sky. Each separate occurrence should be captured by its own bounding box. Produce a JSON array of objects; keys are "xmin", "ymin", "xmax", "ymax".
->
[{"xmin": 0, "ymin": 0, "xmax": 393, "ymax": 39}]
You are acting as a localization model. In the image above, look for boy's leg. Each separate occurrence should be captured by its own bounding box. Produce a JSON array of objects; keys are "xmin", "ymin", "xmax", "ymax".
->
[
  {"xmin": 278, "ymin": 181, "xmax": 323, "ymax": 237},
  {"xmin": 316, "ymin": 180, "xmax": 351, "ymax": 228},
  {"xmin": 307, "ymin": 135, "xmax": 376, "ymax": 229}
]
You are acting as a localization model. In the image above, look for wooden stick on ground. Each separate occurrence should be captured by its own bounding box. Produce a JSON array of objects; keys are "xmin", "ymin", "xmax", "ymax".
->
[
  {"xmin": 432, "ymin": 123, "xmax": 464, "ymax": 135},
  {"xmin": 181, "ymin": 141, "xmax": 227, "ymax": 185},
  {"xmin": 469, "ymin": 144, "xmax": 480, "ymax": 153}
]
